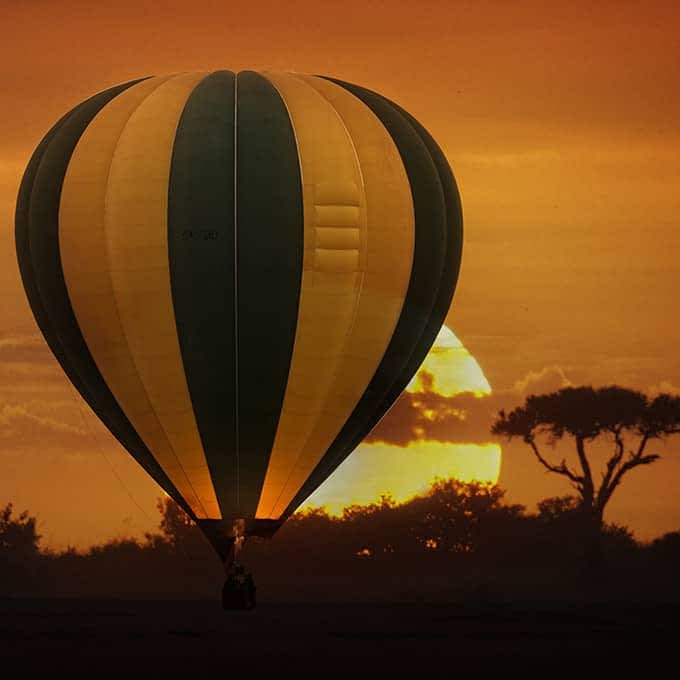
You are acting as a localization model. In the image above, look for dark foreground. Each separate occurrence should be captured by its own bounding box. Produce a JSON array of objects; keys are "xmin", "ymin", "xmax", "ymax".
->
[{"xmin": 1, "ymin": 599, "xmax": 678, "ymax": 672}]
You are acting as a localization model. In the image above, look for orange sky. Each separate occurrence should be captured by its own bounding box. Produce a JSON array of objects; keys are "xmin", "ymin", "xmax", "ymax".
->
[{"xmin": 1, "ymin": 1, "xmax": 679, "ymax": 547}]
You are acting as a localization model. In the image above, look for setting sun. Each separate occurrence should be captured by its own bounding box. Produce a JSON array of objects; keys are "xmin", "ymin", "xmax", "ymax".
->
[
  {"xmin": 300, "ymin": 325, "xmax": 500, "ymax": 515},
  {"xmin": 407, "ymin": 325, "xmax": 491, "ymax": 397}
]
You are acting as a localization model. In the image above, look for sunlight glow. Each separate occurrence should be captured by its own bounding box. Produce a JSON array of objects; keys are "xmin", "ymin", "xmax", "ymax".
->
[
  {"xmin": 406, "ymin": 325, "xmax": 491, "ymax": 397},
  {"xmin": 300, "ymin": 442, "xmax": 501, "ymax": 515}
]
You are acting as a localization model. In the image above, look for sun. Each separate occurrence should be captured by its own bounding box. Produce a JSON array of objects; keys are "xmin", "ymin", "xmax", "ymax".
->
[
  {"xmin": 406, "ymin": 325, "xmax": 491, "ymax": 397},
  {"xmin": 299, "ymin": 325, "xmax": 501, "ymax": 515}
]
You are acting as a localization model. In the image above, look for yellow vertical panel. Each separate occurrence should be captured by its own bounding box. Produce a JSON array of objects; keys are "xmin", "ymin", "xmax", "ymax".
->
[
  {"xmin": 63, "ymin": 71, "xmax": 218, "ymax": 519},
  {"xmin": 59, "ymin": 75, "xmax": 213, "ymax": 518},
  {"xmin": 255, "ymin": 72, "xmax": 415, "ymax": 519}
]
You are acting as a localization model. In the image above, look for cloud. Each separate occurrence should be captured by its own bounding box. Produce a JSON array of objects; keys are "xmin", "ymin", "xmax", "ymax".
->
[
  {"xmin": 0, "ymin": 335, "xmax": 102, "ymax": 454},
  {"xmin": 454, "ymin": 148, "xmax": 562, "ymax": 169},
  {"xmin": 0, "ymin": 333, "xmax": 74, "ymax": 396},
  {"xmin": 647, "ymin": 380, "xmax": 680, "ymax": 396},
  {"xmin": 511, "ymin": 365, "xmax": 572, "ymax": 395},
  {"xmin": 366, "ymin": 371, "xmax": 497, "ymax": 448},
  {"xmin": 0, "ymin": 399, "xmax": 90, "ymax": 454},
  {"xmin": 366, "ymin": 365, "xmax": 575, "ymax": 448},
  {"xmin": 0, "ymin": 333, "xmax": 50, "ymax": 362},
  {"xmin": 0, "ymin": 402, "xmax": 84, "ymax": 434}
]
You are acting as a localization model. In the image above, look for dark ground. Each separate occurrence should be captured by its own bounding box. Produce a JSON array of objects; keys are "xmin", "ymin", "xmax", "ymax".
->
[{"xmin": 1, "ymin": 599, "xmax": 678, "ymax": 673}]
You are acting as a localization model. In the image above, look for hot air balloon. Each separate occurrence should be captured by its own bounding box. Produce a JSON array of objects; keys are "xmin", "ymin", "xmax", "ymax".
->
[{"xmin": 15, "ymin": 71, "xmax": 463, "ymax": 603}]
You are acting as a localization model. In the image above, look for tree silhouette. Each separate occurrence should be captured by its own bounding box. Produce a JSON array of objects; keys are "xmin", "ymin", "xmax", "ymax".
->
[
  {"xmin": 150, "ymin": 496, "xmax": 214, "ymax": 561},
  {"xmin": 2, "ymin": 483, "xmax": 680, "ymax": 600},
  {"xmin": 0, "ymin": 503, "xmax": 41, "ymax": 595},
  {"xmin": 491, "ymin": 386, "xmax": 680, "ymax": 566},
  {"xmin": 0, "ymin": 502, "xmax": 41, "ymax": 559}
]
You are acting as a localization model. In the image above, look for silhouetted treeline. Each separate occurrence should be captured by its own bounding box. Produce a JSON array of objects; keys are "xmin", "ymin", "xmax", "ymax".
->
[{"xmin": 2, "ymin": 481, "xmax": 680, "ymax": 602}]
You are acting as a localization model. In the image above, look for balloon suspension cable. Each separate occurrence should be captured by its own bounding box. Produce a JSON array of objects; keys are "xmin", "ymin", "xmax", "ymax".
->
[{"xmin": 67, "ymin": 383, "xmax": 153, "ymax": 523}]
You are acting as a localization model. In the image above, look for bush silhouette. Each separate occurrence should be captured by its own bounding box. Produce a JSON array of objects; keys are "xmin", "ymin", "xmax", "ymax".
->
[{"xmin": 1, "ymin": 476, "xmax": 680, "ymax": 601}]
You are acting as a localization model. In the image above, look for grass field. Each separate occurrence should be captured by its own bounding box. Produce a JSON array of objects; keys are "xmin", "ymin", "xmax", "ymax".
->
[{"xmin": 1, "ymin": 599, "xmax": 677, "ymax": 672}]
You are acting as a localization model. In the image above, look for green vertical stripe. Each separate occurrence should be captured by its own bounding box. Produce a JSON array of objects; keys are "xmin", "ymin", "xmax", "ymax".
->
[
  {"xmin": 376, "ymin": 100, "xmax": 464, "ymax": 408},
  {"xmin": 168, "ymin": 71, "xmax": 238, "ymax": 518},
  {"xmin": 235, "ymin": 71, "xmax": 304, "ymax": 516},
  {"xmin": 16, "ymin": 109, "xmax": 90, "ymax": 401}
]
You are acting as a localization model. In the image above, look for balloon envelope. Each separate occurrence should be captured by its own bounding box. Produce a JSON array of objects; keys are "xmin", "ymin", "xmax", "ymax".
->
[{"xmin": 15, "ymin": 71, "xmax": 462, "ymax": 559}]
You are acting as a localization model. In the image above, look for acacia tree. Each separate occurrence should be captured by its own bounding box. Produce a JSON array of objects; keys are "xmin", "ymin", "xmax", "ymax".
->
[{"xmin": 491, "ymin": 386, "xmax": 680, "ymax": 531}]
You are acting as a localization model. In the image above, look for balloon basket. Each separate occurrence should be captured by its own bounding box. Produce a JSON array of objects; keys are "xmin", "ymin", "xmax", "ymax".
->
[{"xmin": 222, "ymin": 564, "xmax": 257, "ymax": 611}]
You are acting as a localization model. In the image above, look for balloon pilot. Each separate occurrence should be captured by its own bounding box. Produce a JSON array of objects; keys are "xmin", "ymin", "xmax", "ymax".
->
[{"xmin": 221, "ymin": 518, "xmax": 256, "ymax": 610}]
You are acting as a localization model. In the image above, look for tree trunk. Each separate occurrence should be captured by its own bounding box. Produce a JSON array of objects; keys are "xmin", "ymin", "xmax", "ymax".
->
[{"xmin": 578, "ymin": 504, "xmax": 605, "ymax": 589}]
